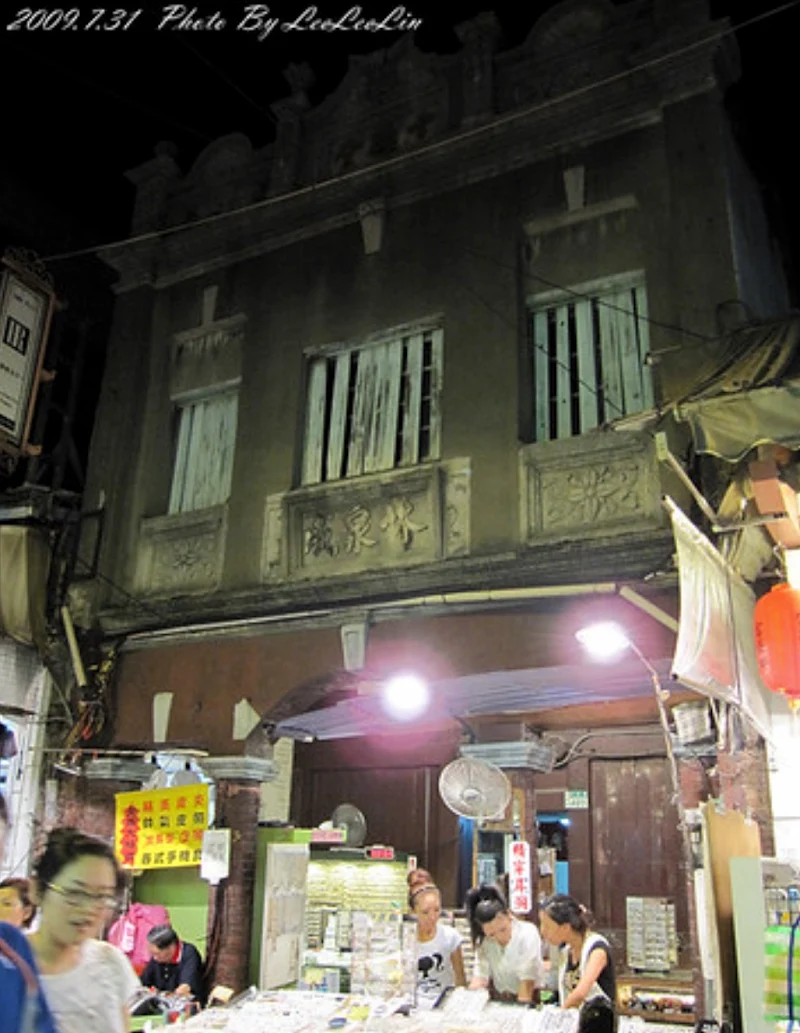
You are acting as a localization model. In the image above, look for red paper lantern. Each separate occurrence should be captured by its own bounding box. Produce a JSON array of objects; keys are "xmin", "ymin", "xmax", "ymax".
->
[{"xmin": 754, "ymin": 583, "xmax": 800, "ymax": 702}]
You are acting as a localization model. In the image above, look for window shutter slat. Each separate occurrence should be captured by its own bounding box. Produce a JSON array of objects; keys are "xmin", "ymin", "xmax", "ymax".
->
[
  {"xmin": 169, "ymin": 406, "xmax": 193, "ymax": 514},
  {"xmin": 634, "ymin": 286, "xmax": 654, "ymax": 409},
  {"xmin": 574, "ymin": 299, "xmax": 597, "ymax": 434},
  {"xmin": 346, "ymin": 348, "xmax": 376, "ymax": 478},
  {"xmin": 400, "ymin": 333, "xmax": 424, "ymax": 466},
  {"xmin": 533, "ymin": 311, "xmax": 549, "ymax": 442},
  {"xmin": 302, "ymin": 359, "xmax": 328, "ymax": 486},
  {"xmin": 427, "ymin": 328, "xmax": 443, "ymax": 460},
  {"xmin": 598, "ymin": 298, "xmax": 624, "ymax": 421},
  {"xmin": 325, "ymin": 352, "xmax": 351, "ymax": 482},
  {"xmin": 368, "ymin": 340, "xmax": 403, "ymax": 473},
  {"xmin": 617, "ymin": 290, "xmax": 644, "ymax": 414},
  {"xmin": 555, "ymin": 305, "xmax": 571, "ymax": 439}
]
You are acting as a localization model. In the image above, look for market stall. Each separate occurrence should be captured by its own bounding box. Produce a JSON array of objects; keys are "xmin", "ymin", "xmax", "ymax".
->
[{"xmin": 160, "ymin": 986, "xmax": 695, "ymax": 1033}]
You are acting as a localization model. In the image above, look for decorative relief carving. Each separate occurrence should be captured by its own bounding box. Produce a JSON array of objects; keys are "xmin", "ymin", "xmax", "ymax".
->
[
  {"xmin": 541, "ymin": 462, "xmax": 642, "ymax": 526},
  {"xmin": 520, "ymin": 432, "xmax": 662, "ymax": 543},
  {"xmin": 442, "ymin": 458, "xmax": 471, "ymax": 558},
  {"xmin": 136, "ymin": 506, "xmax": 226, "ymax": 596},
  {"xmin": 262, "ymin": 460, "xmax": 473, "ymax": 582}
]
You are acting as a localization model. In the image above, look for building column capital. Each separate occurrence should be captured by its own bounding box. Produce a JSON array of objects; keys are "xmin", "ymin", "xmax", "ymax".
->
[{"xmin": 201, "ymin": 755, "xmax": 277, "ymax": 784}]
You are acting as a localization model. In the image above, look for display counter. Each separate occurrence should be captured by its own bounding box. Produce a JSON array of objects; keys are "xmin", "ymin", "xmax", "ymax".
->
[{"xmin": 169, "ymin": 987, "xmax": 697, "ymax": 1033}]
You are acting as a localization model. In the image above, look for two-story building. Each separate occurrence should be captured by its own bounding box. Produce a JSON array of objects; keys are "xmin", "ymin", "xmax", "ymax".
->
[{"xmin": 68, "ymin": 0, "xmax": 791, "ymax": 1000}]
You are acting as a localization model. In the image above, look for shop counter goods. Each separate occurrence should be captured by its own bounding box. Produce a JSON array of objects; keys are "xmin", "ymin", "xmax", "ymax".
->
[{"xmin": 176, "ymin": 988, "xmax": 694, "ymax": 1033}]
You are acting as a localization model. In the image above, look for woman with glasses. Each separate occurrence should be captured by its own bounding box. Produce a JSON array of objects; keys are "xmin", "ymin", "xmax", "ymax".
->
[{"xmin": 29, "ymin": 827, "xmax": 140, "ymax": 1033}]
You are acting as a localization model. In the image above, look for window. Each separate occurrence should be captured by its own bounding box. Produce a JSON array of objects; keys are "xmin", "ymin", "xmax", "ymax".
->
[
  {"xmin": 169, "ymin": 390, "xmax": 238, "ymax": 514},
  {"xmin": 528, "ymin": 272, "xmax": 652, "ymax": 441},
  {"xmin": 301, "ymin": 324, "xmax": 442, "ymax": 485}
]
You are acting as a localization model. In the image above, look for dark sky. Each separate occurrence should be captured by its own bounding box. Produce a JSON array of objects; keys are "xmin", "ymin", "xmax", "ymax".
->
[{"xmin": 3, "ymin": 0, "xmax": 799, "ymax": 273}]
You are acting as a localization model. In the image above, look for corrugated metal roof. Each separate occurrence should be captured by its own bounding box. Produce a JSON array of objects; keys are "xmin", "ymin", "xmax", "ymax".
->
[{"xmin": 273, "ymin": 657, "xmax": 675, "ymax": 740}]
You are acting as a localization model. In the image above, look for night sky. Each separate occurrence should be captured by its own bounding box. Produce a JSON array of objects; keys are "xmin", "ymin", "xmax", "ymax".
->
[{"xmin": 4, "ymin": 0, "xmax": 799, "ymax": 277}]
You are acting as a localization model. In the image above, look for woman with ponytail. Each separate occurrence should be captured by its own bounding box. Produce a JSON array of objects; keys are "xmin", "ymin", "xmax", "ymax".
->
[
  {"xmin": 464, "ymin": 884, "xmax": 544, "ymax": 1004},
  {"xmin": 540, "ymin": 895, "xmax": 616, "ymax": 1032}
]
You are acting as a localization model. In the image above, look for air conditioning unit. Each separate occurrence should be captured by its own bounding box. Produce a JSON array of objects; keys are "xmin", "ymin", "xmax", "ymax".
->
[{"xmin": 460, "ymin": 738, "xmax": 556, "ymax": 774}]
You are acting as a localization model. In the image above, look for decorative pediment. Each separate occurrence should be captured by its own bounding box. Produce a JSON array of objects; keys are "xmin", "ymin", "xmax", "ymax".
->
[
  {"xmin": 187, "ymin": 133, "xmax": 254, "ymax": 186},
  {"xmin": 306, "ymin": 34, "xmax": 451, "ymax": 179},
  {"xmin": 526, "ymin": 0, "xmax": 616, "ymax": 56}
]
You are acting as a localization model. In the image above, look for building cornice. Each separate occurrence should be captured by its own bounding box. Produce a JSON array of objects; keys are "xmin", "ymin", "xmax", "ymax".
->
[
  {"xmin": 100, "ymin": 528, "xmax": 677, "ymax": 643},
  {"xmin": 105, "ymin": 37, "xmax": 723, "ymax": 293}
]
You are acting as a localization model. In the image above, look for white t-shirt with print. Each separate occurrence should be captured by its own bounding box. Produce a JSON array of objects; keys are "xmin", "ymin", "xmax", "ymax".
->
[
  {"xmin": 416, "ymin": 922, "xmax": 463, "ymax": 1008},
  {"xmin": 40, "ymin": 938, "xmax": 140, "ymax": 1033},
  {"xmin": 474, "ymin": 918, "xmax": 544, "ymax": 995}
]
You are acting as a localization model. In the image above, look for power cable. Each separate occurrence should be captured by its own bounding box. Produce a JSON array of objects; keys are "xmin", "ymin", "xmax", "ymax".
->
[
  {"xmin": 6, "ymin": 39, "xmax": 214, "ymax": 145},
  {"xmin": 41, "ymin": 1, "xmax": 800, "ymax": 264},
  {"xmin": 73, "ymin": 556, "xmax": 178, "ymax": 626},
  {"xmin": 177, "ymin": 38, "xmax": 278, "ymax": 124}
]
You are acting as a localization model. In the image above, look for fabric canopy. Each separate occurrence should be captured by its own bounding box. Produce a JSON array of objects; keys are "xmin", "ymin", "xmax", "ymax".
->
[
  {"xmin": 0, "ymin": 525, "xmax": 49, "ymax": 647},
  {"xmin": 667, "ymin": 497, "xmax": 772, "ymax": 738},
  {"xmin": 674, "ymin": 379, "xmax": 800, "ymax": 462}
]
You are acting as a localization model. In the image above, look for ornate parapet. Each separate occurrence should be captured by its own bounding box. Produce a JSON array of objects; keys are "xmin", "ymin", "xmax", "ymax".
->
[
  {"xmin": 519, "ymin": 431, "xmax": 664, "ymax": 544},
  {"xmin": 262, "ymin": 459, "xmax": 470, "ymax": 582},
  {"xmin": 135, "ymin": 504, "xmax": 227, "ymax": 596}
]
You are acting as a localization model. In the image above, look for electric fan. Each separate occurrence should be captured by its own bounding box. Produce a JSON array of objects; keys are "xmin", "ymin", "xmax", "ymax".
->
[
  {"xmin": 438, "ymin": 757, "xmax": 512, "ymax": 821},
  {"xmin": 331, "ymin": 802, "xmax": 368, "ymax": 847}
]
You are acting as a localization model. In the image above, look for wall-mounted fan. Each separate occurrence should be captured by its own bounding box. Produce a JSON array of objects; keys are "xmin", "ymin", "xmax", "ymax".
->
[
  {"xmin": 439, "ymin": 757, "xmax": 512, "ymax": 821},
  {"xmin": 331, "ymin": 802, "xmax": 368, "ymax": 847}
]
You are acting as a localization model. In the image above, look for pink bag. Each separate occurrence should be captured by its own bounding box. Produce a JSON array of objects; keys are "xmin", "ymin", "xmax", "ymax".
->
[{"xmin": 108, "ymin": 903, "xmax": 171, "ymax": 974}]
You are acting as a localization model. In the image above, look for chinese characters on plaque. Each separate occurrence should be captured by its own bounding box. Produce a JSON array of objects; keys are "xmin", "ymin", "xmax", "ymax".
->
[
  {"xmin": 507, "ymin": 839, "xmax": 532, "ymax": 914},
  {"xmin": 115, "ymin": 784, "xmax": 209, "ymax": 869}
]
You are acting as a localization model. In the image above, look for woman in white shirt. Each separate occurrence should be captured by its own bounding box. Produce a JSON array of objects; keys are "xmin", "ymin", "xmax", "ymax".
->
[
  {"xmin": 30, "ymin": 828, "xmax": 140, "ymax": 1033},
  {"xmin": 466, "ymin": 884, "xmax": 544, "ymax": 1004},
  {"xmin": 410, "ymin": 883, "xmax": 465, "ymax": 1008}
]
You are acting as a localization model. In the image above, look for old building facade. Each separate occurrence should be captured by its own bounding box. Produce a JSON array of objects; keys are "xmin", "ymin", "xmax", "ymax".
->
[{"xmin": 68, "ymin": 0, "xmax": 789, "ymax": 1001}]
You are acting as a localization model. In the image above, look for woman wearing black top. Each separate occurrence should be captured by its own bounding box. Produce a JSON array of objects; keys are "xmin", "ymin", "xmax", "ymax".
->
[{"xmin": 540, "ymin": 895, "xmax": 616, "ymax": 1032}]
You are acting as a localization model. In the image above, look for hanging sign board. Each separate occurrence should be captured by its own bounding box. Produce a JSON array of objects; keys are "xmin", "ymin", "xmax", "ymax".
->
[
  {"xmin": 0, "ymin": 255, "xmax": 55, "ymax": 457},
  {"xmin": 507, "ymin": 839, "xmax": 532, "ymax": 914},
  {"xmin": 115, "ymin": 783, "xmax": 209, "ymax": 869},
  {"xmin": 201, "ymin": 828, "xmax": 231, "ymax": 884}
]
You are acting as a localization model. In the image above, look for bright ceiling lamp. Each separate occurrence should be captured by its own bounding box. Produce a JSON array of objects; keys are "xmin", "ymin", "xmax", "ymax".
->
[
  {"xmin": 380, "ymin": 673, "xmax": 430, "ymax": 722},
  {"xmin": 575, "ymin": 621, "xmax": 633, "ymax": 663}
]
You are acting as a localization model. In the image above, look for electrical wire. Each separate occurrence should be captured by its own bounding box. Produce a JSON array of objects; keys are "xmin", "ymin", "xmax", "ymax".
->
[
  {"xmin": 177, "ymin": 38, "xmax": 278, "ymax": 124},
  {"xmin": 40, "ymin": 1, "xmax": 800, "ymax": 265},
  {"xmin": 6, "ymin": 39, "xmax": 214, "ymax": 145}
]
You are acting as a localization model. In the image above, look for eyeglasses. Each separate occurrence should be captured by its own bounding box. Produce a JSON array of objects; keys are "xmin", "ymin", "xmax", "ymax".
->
[{"xmin": 45, "ymin": 883, "xmax": 119, "ymax": 911}]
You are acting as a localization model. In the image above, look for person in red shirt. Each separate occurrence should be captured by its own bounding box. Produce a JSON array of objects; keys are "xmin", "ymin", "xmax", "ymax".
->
[{"xmin": 140, "ymin": 925, "xmax": 203, "ymax": 1001}]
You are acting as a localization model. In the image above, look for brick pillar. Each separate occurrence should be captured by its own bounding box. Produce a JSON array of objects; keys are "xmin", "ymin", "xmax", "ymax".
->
[
  {"xmin": 56, "ymin": 758, "xmax": 156, "ymax": 842},
  {"xmin": 201, "ymin": 756, "xmax": 276, "ymax": 993},
  {"xmin": 717, "ymin": 734, "xmax": 774, "ymax": 855}
]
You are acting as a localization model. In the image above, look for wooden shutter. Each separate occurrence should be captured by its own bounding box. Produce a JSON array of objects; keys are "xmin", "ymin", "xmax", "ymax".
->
[
  {"xmin": 325, "ymin": 352, "xmax": 352, "ymax": 482},
  {"xmin": 532, "ymin": 311, "xmax": 550, "ymax": 443},
  {"xmin": 427, "ymin": 327, "xmax": 443, "ymax": 460},
  {"xmin": 302, "ymin": 358, "xmax": 328, "ymax": 486},
  {"xmin": 400, "ymin": 333, "xmax": 424, "ymax": 466}
]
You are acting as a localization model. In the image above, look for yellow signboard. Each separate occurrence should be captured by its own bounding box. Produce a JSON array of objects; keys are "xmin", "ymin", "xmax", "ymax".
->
[{"xmin": 115, "ymin": 784, "xmax": 209, "ymax": 869}]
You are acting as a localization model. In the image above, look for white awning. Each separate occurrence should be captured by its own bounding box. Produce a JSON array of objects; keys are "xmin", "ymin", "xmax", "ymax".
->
[{"xmin": 667, "ymin": 497, "xmax": 774, "ymax": 738}]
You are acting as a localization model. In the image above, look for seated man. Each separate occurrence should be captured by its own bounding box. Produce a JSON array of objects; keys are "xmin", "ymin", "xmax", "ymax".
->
[{"xmin": 140, "ymin": 924, "xmax": 204, "ymax": 1001}]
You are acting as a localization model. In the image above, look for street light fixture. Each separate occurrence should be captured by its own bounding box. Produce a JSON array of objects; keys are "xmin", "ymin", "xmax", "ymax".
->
[
  {"xmin": 575, "ymin": 622, "xmax": 695, "ymax": 879},
  {"xmin": 379, "ymin": 673, "xmax": 430, "ymax": 722}
]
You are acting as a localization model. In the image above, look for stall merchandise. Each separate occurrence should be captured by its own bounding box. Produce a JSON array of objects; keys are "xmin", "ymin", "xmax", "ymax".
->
[{"xmin": 175, "ymin": 987, "xmax": 696, "ymax": 1033}]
